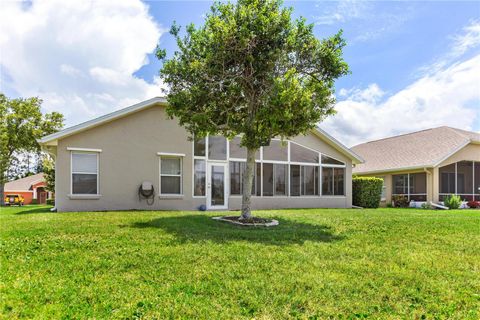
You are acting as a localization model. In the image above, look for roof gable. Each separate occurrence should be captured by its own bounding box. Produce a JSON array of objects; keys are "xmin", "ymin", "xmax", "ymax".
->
[
  {"xmin": 38, "ymin": 97, "xmax": 362, "ymax": 163},
  {"xmin": 352, "ymin": 126, "xmax": 480, "ymax": 174},
  {"xmin": 5, "ymin": 173, "xmax": 45, "ymax": 191}
]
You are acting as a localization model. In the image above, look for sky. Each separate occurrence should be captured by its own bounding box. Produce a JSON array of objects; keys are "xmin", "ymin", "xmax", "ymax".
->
[{"xmin": 0, "ymin": 0, "xmax": 479, "ymax": 147}]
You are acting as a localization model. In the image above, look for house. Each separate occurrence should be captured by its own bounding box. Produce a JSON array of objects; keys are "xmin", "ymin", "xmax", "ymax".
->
[
  {"xmin": 352, "ymin": 127, "xmax": 480, "ymax": 205},
  {"xmin": 4, "ymin": 173, "xmax": 51, "ymax": 205},
  {"xmin": 38, "ymin": 97, "xmax": 363, "ymax": 212}
]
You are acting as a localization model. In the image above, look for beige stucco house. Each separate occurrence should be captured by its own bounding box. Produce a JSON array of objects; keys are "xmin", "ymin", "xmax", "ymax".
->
[
  {"xmin": 39, "ymin": 97, "xmax": 363, "ymax": 212},
  {"xmin": 352, "ymin": 127, "xmax": 480, "ymax": 206}
]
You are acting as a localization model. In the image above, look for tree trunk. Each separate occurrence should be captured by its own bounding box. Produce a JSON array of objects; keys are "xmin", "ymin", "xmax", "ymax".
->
[
  {"xmin": 0, "ymin": 180, "xmax": 4, "ymax": 207},
  {"xmin": 241, "ymin": 147, "xmax": 257, "ymax": 220}
]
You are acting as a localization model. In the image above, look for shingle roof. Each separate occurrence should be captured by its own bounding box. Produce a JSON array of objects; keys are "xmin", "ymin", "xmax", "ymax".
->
[
  {"xmin": 351, "ymin": 126, "xmax": 480, "ymax": 174},
  {"xmin": 5, "ymin": 173, "xmax": 45, "ymax": 191}
]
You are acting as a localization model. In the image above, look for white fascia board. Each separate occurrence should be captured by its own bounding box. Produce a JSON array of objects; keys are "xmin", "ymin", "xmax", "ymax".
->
[
  {"xmin": 354, "ymin": 165, "xmax": 434, "ymax": 176},
  {"xmin": 67, "ymin": 147, "xmax": 103, "ymax": 153},
  {"xmin": 313, "ymin": 127, "xmax": 364, "ymax": 164}
]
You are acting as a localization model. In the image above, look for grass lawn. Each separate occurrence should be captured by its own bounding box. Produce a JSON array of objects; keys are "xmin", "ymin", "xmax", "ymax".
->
[{"xmin": 1, "ymin": 206, "xmax": 479, "ymax": 319}]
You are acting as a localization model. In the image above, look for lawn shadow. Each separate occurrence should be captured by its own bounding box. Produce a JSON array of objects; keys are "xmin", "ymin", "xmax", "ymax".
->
[
  {"xmin": 15, "ymin": 206, "xmax": 53, "ymax": 215},
  {"xmin": 128, "ymin": 214, "xmax": 343, "ymax": 245}
]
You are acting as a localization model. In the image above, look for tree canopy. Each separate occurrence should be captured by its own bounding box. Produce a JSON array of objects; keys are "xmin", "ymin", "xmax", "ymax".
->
[
  {"xmin": 158, "ymin": 0, "xmax": 349, "ymax": 218},
  {"xmin": 0, "ymin": 94, "xmax": 64, "ymax": 204}
]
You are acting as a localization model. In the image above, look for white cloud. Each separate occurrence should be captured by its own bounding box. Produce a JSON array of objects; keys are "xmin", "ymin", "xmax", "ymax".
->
[
  {"xmin": 0, "ymin": 0, "xmax": 166, "ymax": 126},
  {"xmin": 322, "ymin": 54, "xmax": 480, "ymax": 147},
  {"xmin": 315, "ymin": 0, "xmax": 369, "ymax": 26},
  {"xmin": 451, "ymin": 20, "xmax": 480, "ymax": 57}
]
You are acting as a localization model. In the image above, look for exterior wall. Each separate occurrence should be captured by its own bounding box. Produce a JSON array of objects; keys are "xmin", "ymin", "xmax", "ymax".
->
[
  {"xmin": 54, "ymin": 104, "xmax": 354, "ymax": 212},
  {"xmin": 433, "ymin": 143, "xmax": 480, "ymax": 202},
  {"xmin": 4, "ymin": 191, "xmax": 33, "ymax": 205}
]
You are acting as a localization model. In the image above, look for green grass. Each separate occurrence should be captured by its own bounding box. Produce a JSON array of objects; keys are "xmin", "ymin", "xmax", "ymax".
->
[{"xmin": 1, "ymin": 205, "xmax": 479, "ymax": 319}]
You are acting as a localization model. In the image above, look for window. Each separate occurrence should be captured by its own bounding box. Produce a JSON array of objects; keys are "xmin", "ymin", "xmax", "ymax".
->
[
  {"xmin": 71, "ymin": 152, "xmax": 98, "ymax": 195},
  {"xmin": 194, "ymin": 159, "xmax": 206, "ymax": 196},
  {"xmin": 263, "ymin": 140, "xmax": 288, "ymax": 161},
  {"xmin": 290, "ymin": 142, "xmax": 319, "ymax": 163},
  {"xmin": 194, "ymin": 138, "xmax": 206, "ymax": 157},
  {"xmin": 160, "ymin": 157, "xmax": 182, "ymax": 195},
  {"xmin": 208, "ymin": 136, "xmax": 227, "ymax": 160}
]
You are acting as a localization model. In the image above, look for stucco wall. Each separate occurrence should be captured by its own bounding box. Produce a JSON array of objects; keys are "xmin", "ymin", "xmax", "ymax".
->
[{"xmin": 55, "ymin": 104, "xmax": 354, "ymax": 211}]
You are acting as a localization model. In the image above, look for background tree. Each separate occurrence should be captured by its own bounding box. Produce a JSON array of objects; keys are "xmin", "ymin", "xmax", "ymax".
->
[
  {"xmin": 0, "ymin": 94, "xmax": 64, "ymax": 205},
  {"xmin": 42, "ymin": 154, "xmax": 56, "ymax": 194},
  {"xmin": 158, "ymin": 0, "xmax": 349, "ymax": 219}
]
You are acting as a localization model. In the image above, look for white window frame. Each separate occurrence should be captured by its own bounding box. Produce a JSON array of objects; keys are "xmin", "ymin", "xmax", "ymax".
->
[
  {"xmin": 70, "ymin": 151, "xmax": 100, "ymax": 196},
  {"xmin": 159, "ymin": 156, "xmax": 183, "ymax": 196}
]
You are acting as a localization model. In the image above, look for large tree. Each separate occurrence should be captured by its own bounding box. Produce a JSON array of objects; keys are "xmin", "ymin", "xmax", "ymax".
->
[
  {"xmin": 0, "ymin": 94, "xmax": 64, "ymax": 205},
  {"xmin": 158, "ymin": 0, "xmax": 349, "ymax": 219}
]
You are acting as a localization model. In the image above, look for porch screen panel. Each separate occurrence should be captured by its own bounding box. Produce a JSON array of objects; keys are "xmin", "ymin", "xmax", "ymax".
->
[
  {"xmin": 334, "ymin": 168, "xmax": 345, "ymax": 196},
  {"xmin": 274, "ymin": 164, "xmax": 288, "ymax": 196},
  {"xmin": 475, "ymin": 162, "xmax": 480, "ymax": 201},
  {"xmin": 457, "ymin": 161, "xmax": 473, "ymax": 200},
  {"xmin": 392, "ymin": 174, "xmax": 408, "ymax": 195},
  {"xmin": 208, "ymin": 136, "xmax": 227, "ymax": 160},
  {"xmin": 263, "ymin": 140, "xmax": 288, "ymax": 161},
  {"xmin": 290, "ymin": 165, "xmax": 301, "ymax": 196},
  {"xmin": 322, "ymin": 167, "xmax": 334, "ymax": 196},
  {"xmin": 194, "ymin": 160, "xmax": 206, "ymax": 196},
  {"xmin": 439, "ymin": 163, "xmax": 456, "ymax": 194},
  {"xmin": 409, "ymin": 173, "xmax": 426, "ymax": 201},
  {"xmin": 262, "ymin": 163, "xmax": 274, "ymax": 196}
]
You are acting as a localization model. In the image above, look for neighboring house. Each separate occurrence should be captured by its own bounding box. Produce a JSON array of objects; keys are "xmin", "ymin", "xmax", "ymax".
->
[
  {"xmin": 38, "ymin": 97, "xmax": 363, "ymax": 212},
  {"xmin": 352, "ymin": 127, "xmax": 480, "ymax": 205},
  {"xmin": 4, "ymin": 173, "xmax": 51, "ymax": 205}
]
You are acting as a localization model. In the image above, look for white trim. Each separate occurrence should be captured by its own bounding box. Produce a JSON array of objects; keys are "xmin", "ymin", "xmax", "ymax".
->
[
  {"xmin": 355, "ymin": 165, "xmax": 433, "ymax": 176},
  {"xmin": 38, "ymin": 97, "xmax": 167, "ymax": 145},
  {"xmin": 157, "ymin": 152, "xmax": 186, "ymax": 157},
  {"xmin": 433, "ymin": 140, "xmax": 471, "ymax": 167},
  {"xmin": 68, "ymin": 194, "xmax": 101, "ymax": 200},
  {"xmin": 67, "ymin": 147, "xmax": 102, "ymax": 153},
  {"xmin": 314, "ymin": 127, "xmax": 364, "ymax": 164}
]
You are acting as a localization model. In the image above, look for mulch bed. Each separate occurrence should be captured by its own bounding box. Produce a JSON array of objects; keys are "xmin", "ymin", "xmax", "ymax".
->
[{"xmin": 212, "ymin": 216, "xmax": 279, "ymax": 227}]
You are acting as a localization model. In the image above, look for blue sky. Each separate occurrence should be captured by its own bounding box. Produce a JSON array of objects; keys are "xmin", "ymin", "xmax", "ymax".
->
[{"xmin": 1, "ymin": 0, "xmax": 479, "ymax": 146}]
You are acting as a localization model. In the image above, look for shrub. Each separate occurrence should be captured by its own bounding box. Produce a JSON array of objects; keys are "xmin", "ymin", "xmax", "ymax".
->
[
  {"xmin": 352, "ymin": 177, "xmax": 383, "ymax": 208},
  {"xmin": 443, "ymin": 195, "xmax": 461, "ymax": 209},
  {"xmin": 30, "ymin": 199, "xmax": 38, "ymax": 205},
  {"xmin": 421, "ymin": 202, "xmax": 433, "ymax": 209},
  {"xmin": 392, "ymin": 195, "xmax": 409, "ymax": 208},
  {"xmin": 46, "ymin": 199, "xmax": 55, "ymax": 206},
  {"xmin": 466, "ymin": 200, "xmax": 480, "ymax": 209}
]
